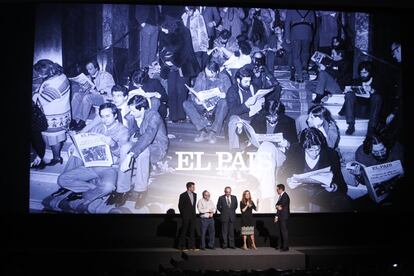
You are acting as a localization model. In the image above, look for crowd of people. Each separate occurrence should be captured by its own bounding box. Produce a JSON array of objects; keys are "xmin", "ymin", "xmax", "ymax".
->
[{"xmin": 31, "ymin": 5, "xmax": 403, "ymax": 213}]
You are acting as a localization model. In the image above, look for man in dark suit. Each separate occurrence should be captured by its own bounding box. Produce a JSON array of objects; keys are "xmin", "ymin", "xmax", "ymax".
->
[
  {"xmin": 178, "ymin": 182, "xmax": 198, "ymax": 251},
  {"xmin": 274, "ymin": 183, "xmax": 290, "ymax": 251},
  {"xmin": 217, "ymin": 186, "xmax": 238, "ymax": 249}
]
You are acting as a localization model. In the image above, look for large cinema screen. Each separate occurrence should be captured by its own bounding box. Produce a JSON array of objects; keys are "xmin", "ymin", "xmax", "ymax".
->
[{"xmin": 30, "ymin": 3, "xmax": 404, "ymax": 214}]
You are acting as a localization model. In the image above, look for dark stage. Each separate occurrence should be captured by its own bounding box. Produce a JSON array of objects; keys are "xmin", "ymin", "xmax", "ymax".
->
[{"xmin": 4, "ymin": 245, "xmax": 407, "ymax": 275}]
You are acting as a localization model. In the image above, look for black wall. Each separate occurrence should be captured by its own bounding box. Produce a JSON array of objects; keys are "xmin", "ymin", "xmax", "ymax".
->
[{"xmin": 3, "ymin": 0, "xmax": 414, "ymax": 254}]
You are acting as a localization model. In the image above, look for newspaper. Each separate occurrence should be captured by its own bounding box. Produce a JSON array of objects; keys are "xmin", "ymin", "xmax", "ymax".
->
[
  {"xmin": 68, "ymin": 73, "xmax": 95, "ymax": 93},
  {"xmin": 291, "ymin": 167, "xmax": 333, "ymax": 186},
  {"xmin": 361, "ymin": 160, "xmax": 404, "ymax": 203},
  {"xmin": 248, "ymin": 88, "xmax": 275, "ymax": 117},
  {"xmin": 344, "ymin": 86, "xmax": 371, "ymax": 98},
  {"xmin": 185, "ymin": 84, "xmax": 222, "ymax": 111},
  {"xmin": 311, "ymin": 51, "xmax": 333, "ymax": 67},
  {"xmin": 70, "ymin": 133, "xmax": 113, "ymax": 167},
  {"xmin": 238, "ymin": 120, "xmax": 283, "ymax": 148}
]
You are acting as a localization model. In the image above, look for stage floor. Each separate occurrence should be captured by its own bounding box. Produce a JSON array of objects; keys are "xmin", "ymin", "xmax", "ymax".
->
[{"xmin": 5, "ymin": 245, "xmax": 405, "ymax": 274}]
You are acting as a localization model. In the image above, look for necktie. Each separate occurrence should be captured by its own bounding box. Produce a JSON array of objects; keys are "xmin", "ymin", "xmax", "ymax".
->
[
  {"xmin": 226, "ymin": 196, "xmax": 230, "ymax": 207},
  {"xmin": 117, "ymin": 108, "xmax": 123, "ymax": 124}
]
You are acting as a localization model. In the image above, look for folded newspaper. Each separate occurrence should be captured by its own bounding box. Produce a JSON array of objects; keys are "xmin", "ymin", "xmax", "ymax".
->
[
  {"xmin": 311, "ymin": 51, "xmax": 333, "ymax": 67},
  {"xmin": 344, "ymin": 86, "xmax": 371, "ymax": 98},
  {"xmin": 185, "ymin": 84, "xmax": 222, "ymax": 111},
  {"xmin": 238, "ymin": 120, "xmax": 283, "ymax": 148},
  {"xmin": 248, "ymin": 87, "xmax": 275, "ymax": 117},
  {"xmin": 69, "ymin": 73, "xmax": 95, "ymax": 92},
  {"xmin": 70, "ymin": 133, "xmax": 113, "ymax": 167},
  {"xmin": 292, "ymin": 166, "xmax": 333, "ymax": 186}
]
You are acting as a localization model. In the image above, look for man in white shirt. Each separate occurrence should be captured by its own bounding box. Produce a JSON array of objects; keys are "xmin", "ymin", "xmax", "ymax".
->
[{"xmin": 197, "ymin": 190, "xmax": 216, "ymax": 250}]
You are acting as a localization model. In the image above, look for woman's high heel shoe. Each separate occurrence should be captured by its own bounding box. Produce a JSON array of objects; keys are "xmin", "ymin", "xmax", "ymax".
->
[{"xmin": 47, "ymin": 157, "xmax": 63, "ymax": 166}]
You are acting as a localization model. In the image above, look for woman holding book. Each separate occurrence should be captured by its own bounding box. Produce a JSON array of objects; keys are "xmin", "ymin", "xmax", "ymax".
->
[
  {"xmin": 240, "ymin": 190, "xmax": 259, "ymax": 250},
  {"xmin": 278, "ymin": 127, "xmax": 352, "ymax": 212}
]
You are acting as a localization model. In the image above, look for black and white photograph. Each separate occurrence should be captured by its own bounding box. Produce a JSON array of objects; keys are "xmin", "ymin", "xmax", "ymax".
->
[{"xmin": 29, "ymin": 3, "xmax": 404, "ymax": 214}]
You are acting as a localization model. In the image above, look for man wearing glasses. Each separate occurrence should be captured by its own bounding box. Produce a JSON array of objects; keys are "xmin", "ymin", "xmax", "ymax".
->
[{"xmin": 197, "ymin": 190, "xmax": 217, "ymax": 250}]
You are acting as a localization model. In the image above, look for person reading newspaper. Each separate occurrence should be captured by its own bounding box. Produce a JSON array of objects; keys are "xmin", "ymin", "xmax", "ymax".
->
[
  {"xmin": 226, "ymin": 65, "xmax": 274, "ymax": 150},
  {"xmin": 129, "ymin": 68, "xmax": 168, "ymax": 119},
  {"xmin": 346, "ymin": 133, "xmax": 404, "ymax": 204},
  {"xmin": 339, "ymin": 61, "xmax": 383, "ymax": 136},
  {"xmin": 278, "ymin": 127, "xmax": 352, "ymax": 212},
  {"xmin": 56, "ymin": 103, "xmax": 129, "ymax": 213},
  {"xmin": 182, "ymin": 61, "xmax": 232, "ymax": 143},
  {"xmin": 310, "ymin": 39, "xmax": 352, "ymax": 104},
  {"xmin": 107, "ymin": 95, "xmax": 169, "ymax": 209},
  {"xmin": 244, "ymin": 101, "xmax": 298, "ymax": 212},
  {"xmin": 69, "ymin": 60, "xmax": 115, "ymax": 131}
]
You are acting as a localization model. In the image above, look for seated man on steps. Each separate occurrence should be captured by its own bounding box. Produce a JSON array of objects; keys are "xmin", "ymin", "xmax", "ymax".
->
[
  {"xmin": 183, "ymin": 60, "xmax": 231, "ymax": 144},
  {"xmin": 312, "ymin": 38, "xmax": 352, "ymax": 104},
  {"xmin": 56, "ymin": 103, "xmax": 129, "ymax": 213},
  {"xmin": 107, "ymin": 95, "xmax": 169, "ymax": 208},
  {"xmin": 339, "ymin": 61, "xmax": 383, "ymax": 136},
  {"xmin": 70, "ymin": 60, "xmax": 115, "ymax": 131}
]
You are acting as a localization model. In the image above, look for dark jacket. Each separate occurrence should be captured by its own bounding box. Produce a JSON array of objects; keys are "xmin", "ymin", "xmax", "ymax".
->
[
  {"xmin": 276, "ymin": 192, "xmax": 290, "ymax": 221},
  {"xmin": 250, "ymin": 111, "xmax": 298, "ymax": 145},
  {"xmin": 325, "ymin": 57, "xmax": 352, "ymax": 90},
  {"xmin": 278, "ymin": 143, "xmax": 348, "ymax": 194},
  {"xmin": 226, "ymin": 84, "xmax": 253, "ymax": 120},
  {"xmin": 129, "ymin": 78, "xmax": 168, "ymax": 119},
  {"xmin": 178, "ymin": 191, "xmax": 197, "ymax": 219},
  {"xmin": 217, "ymin": 195, "xmax": 238, "ymax": 222},
  {"xmin": 128, "ymin": 109, "xmax": 169, "ymax": 160},
  {"xmin": 285, "ymin": 10, "xmax": 316, "ymax": 41},
  {"xmin": 159, "ymin": 21, "xmax": 201, "ymax": 78}
]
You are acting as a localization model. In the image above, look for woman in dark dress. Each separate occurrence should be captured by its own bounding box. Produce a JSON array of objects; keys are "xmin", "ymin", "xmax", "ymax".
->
[{"xmin": 240, "ymin": 190, "xmax": 259, "ymax": 250}]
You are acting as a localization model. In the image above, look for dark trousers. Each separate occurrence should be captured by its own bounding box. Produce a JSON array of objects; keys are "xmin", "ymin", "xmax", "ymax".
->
[
  {"xmin": 278, "ymin": 219, "xmax": 289, "ymax": 249},
  {"xmin": 221, "ymin": 220, "xmax": 235, "ymax": 247},
  {"xmin": 292, "ymin": 39, "xmax": 311, "ymax": 80},
  {"xmin": 178, "ymin": 217, "xmax": 196, "ymax": 249},
  {"xmin": 168, "ymin": 70, "xmax": 189, "ymax": 122},
  {"xmin": 344, "ymin": 92, "xmax": 382, "ymax": 129},
  {"xmin": 200, "ymin": 218, "xmax": 215, "ymax": 249},
  {"xmin": 195, "ymin": 51, "xmax": 208, "ymax": 72},
  {"xmin": 316, "ymin": 70, "xmax": 342, "ymax": 95},
  {"xmin": 31, "ymin": 131, "xmax": 45, "ymax": 158}
]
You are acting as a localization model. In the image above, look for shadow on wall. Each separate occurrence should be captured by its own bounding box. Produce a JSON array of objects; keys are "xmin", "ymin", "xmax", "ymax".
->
[{"xmin": 157, "ymin": 208, "xmax": 178, "ymax": 247}]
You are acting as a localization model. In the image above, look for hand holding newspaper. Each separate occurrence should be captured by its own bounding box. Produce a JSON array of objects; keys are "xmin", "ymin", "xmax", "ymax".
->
[
  {"xmin": 361, "ymin": 160, "xmax": 404, "ymax": 203},
  {"xmin": 311, "ymin": 51, "xmax": 333, "ymax": 67},
  {"xmin": 248, "ymin": 87, "xmax": 275, "ymax": 117},
  {"xmin": 70, "ymin": 133, "xmax": 113, "ymax": 167},
  {"xmin": 69, "ymin": 73, "xmax": 95, "ymax": 93},
  {"xmin": 237, "ymin": 119, "xmax": 284, "ymax": 148},
  {"xmin": 291, "ymin": 167, "xmax": 333, "ymax": 186},
  {"xmin": 185, "ymin": 84, "xmax": 223, "ymax": 111},
  {"xmin": 344, "ymin": 86, "xmax": 371, "ymax": 98}
]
